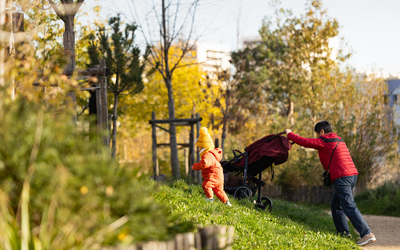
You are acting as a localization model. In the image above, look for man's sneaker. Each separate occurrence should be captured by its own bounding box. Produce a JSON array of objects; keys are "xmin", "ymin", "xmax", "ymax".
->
[
  {"xmin": 205, "ymin": 198, "xmax": 214, "ymax": 202},
  {"xmin": 356, "ymin": 233, "xmax": 376, "ymax": 246},
  {"xmin": 225, "ymin": 200, "xmax": 232, "ymax": 207}
]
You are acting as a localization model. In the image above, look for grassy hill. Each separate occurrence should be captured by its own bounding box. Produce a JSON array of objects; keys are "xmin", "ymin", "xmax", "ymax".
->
[{"xmin": 154, "ymin": 180, "xmax": 359, "ymax": 250}]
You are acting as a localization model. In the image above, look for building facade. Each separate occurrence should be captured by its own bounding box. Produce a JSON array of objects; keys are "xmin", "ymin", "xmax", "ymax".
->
[
  {"xmin": 194, "ymin": 42, "xmax": 231, "ymax": 81},
  {"xmin": 387, "ymin": 79, "xmax": 400, "ymax": 126}
]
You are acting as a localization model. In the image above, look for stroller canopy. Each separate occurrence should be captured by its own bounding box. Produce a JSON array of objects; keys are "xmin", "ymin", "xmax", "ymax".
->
[{"xmin": 236, "ymin": 134, "xmax": 292, "ymax": 168}]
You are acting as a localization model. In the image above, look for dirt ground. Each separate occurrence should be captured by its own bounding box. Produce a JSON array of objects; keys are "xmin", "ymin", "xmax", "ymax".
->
[{"xmin": 325, "ymin": 211, "xmax": 400, "ymax": 249}]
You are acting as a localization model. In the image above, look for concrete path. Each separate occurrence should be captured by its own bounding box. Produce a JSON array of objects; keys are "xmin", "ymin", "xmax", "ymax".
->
[{"xmin": 324, "ymin": 211, "xmax": 400, "ymax": 249}]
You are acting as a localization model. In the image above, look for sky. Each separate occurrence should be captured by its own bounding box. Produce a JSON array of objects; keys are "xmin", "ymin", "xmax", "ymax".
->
[{"xmin": 81, "ymin": 0, "xmax": 400, "ymax": 76}]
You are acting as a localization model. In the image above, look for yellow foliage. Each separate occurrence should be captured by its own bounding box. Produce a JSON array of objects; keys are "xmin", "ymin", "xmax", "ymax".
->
[{"xmin": 116, "ymin": 45, "xmax": 224, "ymax": 170}]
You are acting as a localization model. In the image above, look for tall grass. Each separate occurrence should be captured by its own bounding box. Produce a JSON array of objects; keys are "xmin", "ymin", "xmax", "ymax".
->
[
  {"xmin": 355, "ymin": 181, "xmax": 400, "ymax": 217},
  {"xmin": 154, "ymin": 181, "xmax": 359, "ymax": 250}
]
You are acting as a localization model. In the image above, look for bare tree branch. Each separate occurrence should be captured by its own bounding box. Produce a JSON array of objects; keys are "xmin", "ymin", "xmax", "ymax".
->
[
  {"xmin": 169, "ymin": 1, "xmax": 199, "ymax": 73},
  {"xmin": 131, "ymin": 0, "xmax": 165, "ymax": 79},
  {"xmin": 151, "ymin": 0, "xmax": 162, "ymax": 34},
  {"xmin": 169, "ymin": 1, "xmax": 196, "ymax": 42},
  {"xmin": 73, "ymin": 0, "xmax": 85, "ymax": 14},
  {"xmin": 170, "ymin": 0, "xmax": 180, "ymax": 40},
  {"xmin": 48, "ymin": 0, "xmax": 65, "ymax": 21}
]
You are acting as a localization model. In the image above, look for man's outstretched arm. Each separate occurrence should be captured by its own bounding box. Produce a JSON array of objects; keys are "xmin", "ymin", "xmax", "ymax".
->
[{"xmin": 284, "ymin": 129, "xmax": 324, "ymax": 149}]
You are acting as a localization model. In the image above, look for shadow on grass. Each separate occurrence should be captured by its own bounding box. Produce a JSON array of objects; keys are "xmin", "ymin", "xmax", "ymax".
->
[{"xmin": 264, "ymin": 198, "xmax": 358, "ymax": 241}]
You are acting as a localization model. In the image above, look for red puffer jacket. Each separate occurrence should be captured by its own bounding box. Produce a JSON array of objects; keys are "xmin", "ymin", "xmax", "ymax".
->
[{"xmin": 287, "ymin": 132, "xmax": 358, "ymax": 182}]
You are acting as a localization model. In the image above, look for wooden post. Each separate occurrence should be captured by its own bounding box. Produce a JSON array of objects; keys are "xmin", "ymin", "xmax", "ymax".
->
[
  {"xmin": 151, "ymin": 111, "xmax": 159, "ymax": 180},
  {"xmin": 66, "ymin": 92, "xmax": 77, "ymax": 122},
  {"xmin": 184, "ymin": 148, "xmax": 189, "ymax": 177},
  {"xmin": 100, "ymin": 225, "xmax": 233, "ymax": 250},
  {"xmin": 63, "ymin": 26, "xmax": 77, "ymax": 122},
  {"xmin": 99, "ymin": 59, "xmax": 109, "ymax": 146},
  {"xmin": 215, "ymin": 226, "xmax": 234, "ymax": 250},
  {"xmin": 140, "ymin": 241, "xmax": 160, "ymax": 250},
  {"xmin": 63, "ymin": 22, "xmax": 75, "ymax": 75},
  {"xmin": 166, "ymin": 240, "xmax": 175, "ymax": 250},
  {"xmin": 199, "ymin": 226, "xmax": 234, "ymax": 250},
  {"xmin": 12, "ymin": 12, "xmax": 24, "ymax": 33},
  {"xmin": 195, "ymin": 231, "xmax": 202, "ymax": 250},
  {"xmin": 189, "ymin": 115, "xmax": 195, "ymax": 181},
  {"xmin": 95, "ymin": 83, "xmax": 102, "ymax": 128},
  {"xmin": 175, "ymin": 233, "xmax": 195, "ymax": 250},
  {"xmin": 196, "ymin": 113, "xmax": 201, "ymax": 183},
  {"xmin": 199, "ymin": 227, "xmax": 214, "ymax": 250},
  {"xmin": 215, "ymin": 138, "xmax": 219, "ymax": 148}
]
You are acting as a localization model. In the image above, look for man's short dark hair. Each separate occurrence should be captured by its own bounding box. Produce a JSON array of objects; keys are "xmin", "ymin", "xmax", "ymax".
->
[{"xmin": 314, "ymin": 121, "xmax": 333, "ymax": 133}]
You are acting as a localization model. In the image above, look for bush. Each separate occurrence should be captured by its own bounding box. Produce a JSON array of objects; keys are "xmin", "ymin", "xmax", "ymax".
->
[
  {"xmin": 0, "ymin": 97, "xmax": 193, "ymax": 249},
  {"xmin": 355, "ymin": 181, "xmax": 400, "ymax": 217}
]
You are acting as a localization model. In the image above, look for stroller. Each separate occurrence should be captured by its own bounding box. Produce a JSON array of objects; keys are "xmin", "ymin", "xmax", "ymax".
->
[{"xmin": 222, "ymin": 132, "xmax": 292, "ymax": 212}]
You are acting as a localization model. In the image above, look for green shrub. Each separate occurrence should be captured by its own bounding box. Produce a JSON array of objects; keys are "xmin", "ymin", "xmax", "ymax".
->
[
  {"xmin": 0, "ymin": 97, "xmax": 193, "ymax": 249},
  {"xmin": 355, "ymin": 181, "xmax": 400, "ymax": 217}
]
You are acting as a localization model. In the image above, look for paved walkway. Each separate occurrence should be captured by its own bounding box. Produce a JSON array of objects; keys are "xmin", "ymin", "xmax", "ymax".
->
[
  {"xmin": 360, "ymin": 214, "xmax": 400, "ymax": 250},
  {"xmin": 325, "ymin": 211, "xmax": 400, "ymax": 249}
]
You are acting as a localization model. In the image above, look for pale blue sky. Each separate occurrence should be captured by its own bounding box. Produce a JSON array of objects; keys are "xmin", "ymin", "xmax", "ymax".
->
[{"xmin": 81, "ymin": 0, "xmax": 400, "ymax": 76}]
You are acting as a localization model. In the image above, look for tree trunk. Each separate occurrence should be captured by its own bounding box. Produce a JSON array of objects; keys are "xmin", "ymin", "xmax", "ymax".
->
[
  {"xmin": 285, "ymin": 97, "xmax": 294, "ymax": 126},
  {"xmin": 221, "ymin": 119, "xmax": 227, "ymax": 151},
  {"xmin": 0, "ymin": 0, "xmax": 6, "ymax": 87},
  {"xmin": 63, "ymin": 15, "xmax": 75, "ymax": 75},
  {"xmin": 63, "ymin": 15, "xmax": 77, "ymax": 121},
  {"xmin": 111, "ymin": 92, "xmax": 119, "ymax": 158},
  {"xmin": 88, "ymin": 90, "xmax": 97, "ymax": 142},
  {"xmin": 166, "ymin": 75, "xmax": 180, "ymax": 179},
  {"xmin": 221, "ymin": 84, "xmax": 232, "ymax": 151},
  {"xmin": 162, "ymin": 0, "xmax": 180, "ymax": 179}
]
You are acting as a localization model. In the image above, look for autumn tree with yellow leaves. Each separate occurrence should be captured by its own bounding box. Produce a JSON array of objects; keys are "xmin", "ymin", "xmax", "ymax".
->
[
  {"xmin": 134, "ymin": 0, "xmax": 200, "ymax": 179},
  {"xmin": 118, "ymin": 45, "xmax": 221, "ymax": 175}
]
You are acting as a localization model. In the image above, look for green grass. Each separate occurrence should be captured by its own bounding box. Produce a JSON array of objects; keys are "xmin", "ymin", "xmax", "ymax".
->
[
  {"xmin": 355, "ymin": 181, "xmax": 400, "ymax": 217},
  {"xmin": 154, "ymin": 181, "xmax": 360, "ymax": 250}
]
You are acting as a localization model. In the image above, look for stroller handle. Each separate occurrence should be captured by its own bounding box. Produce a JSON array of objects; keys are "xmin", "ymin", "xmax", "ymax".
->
[{"xmin": 278, "ymin": 131, "xmax": 295, "ymax": 145}]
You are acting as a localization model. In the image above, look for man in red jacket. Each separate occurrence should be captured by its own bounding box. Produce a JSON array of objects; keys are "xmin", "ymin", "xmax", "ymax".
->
[{"xmin": 284, "ymin": 121, "xmax": 376, "ymax": 246}]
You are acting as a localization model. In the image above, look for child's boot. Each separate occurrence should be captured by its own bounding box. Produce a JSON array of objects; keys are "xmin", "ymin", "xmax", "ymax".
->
[
  {"xmin": 225, "ymin": 200, "xmax": 232, "ymax": 207},
  {"xmin": 205, "ymin": 198, "xmax": 214, "ymax": 202}
]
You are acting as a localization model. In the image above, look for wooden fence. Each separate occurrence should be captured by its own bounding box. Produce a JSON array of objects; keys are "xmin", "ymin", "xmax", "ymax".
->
[
  {"xmin": 262, "ymin": 185, "xmax": 360, "ymax": 204},
  {"xmin": 102, "ymin": 226, "xmax": 234, "ymax": 250}
]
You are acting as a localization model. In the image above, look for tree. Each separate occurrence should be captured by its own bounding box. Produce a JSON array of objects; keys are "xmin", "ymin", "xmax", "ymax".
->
[
  {"xmin": 232, "ymin": 0, "xmax": 398, "ymax": 188},
  {"xmin": 89, "ymin": 14, "xmax": 149, "ymax": 158},
  {"xmin": 132, "ymin": 0, "xmax": 200, "ymax": 179},
  {"xmin": 48, "ymin": 0, "xmax": 85, "ymax": 121},
  {"xmin": 48, "ymin": 0, "xmax": 84, "ymax": 74},
  {"xmin": 0, "ymin": 0, "xmax": 11, "ymax": 88},
  {"xmin": 209, "ymin": 51, "xmax": 269, "ymax": 150},
  {"xmin": 252, "ymin": 1, "xmax": 339, "ymax": 126},
  {"xmin": 116, "ymin": 45, "xmax": 222, "ymax": 171}
]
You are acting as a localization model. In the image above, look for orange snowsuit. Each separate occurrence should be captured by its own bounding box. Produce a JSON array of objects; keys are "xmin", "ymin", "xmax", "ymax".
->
[{"xmin": 192, "ymin": 148, "xmax": 229, "ymax": 203}]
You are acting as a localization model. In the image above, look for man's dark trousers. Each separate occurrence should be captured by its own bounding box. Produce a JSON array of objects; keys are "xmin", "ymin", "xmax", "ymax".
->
[{"xmin": 331, "ymin": 175, "xmax": 371, "ymax": 237}]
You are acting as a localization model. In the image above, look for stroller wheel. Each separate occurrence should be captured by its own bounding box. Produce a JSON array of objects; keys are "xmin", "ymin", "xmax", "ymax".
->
[
  {"xmin": 233, "ymin": 186, "xmax": 252, "ymax": 200},
  {"xmin": 258, "ymin": 196, "xmax": 273, "ymax": 212}
]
